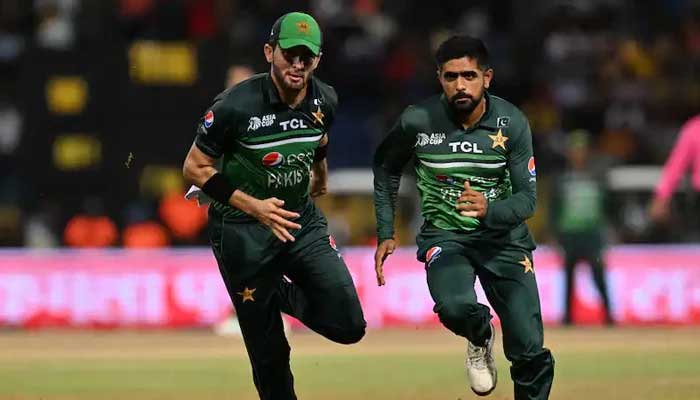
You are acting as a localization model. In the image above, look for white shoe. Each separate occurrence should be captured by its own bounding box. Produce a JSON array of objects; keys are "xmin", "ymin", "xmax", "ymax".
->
[{"xmin": 466, "ymin": 322, "xmax": 497, "ymax": 396}]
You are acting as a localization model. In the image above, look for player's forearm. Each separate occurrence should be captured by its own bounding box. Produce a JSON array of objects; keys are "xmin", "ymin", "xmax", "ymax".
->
[
  {"xmin": 373, "ymin": 163, "xmax": 401, "ymax": 241},
  {"xmin": 483, "ymin": 190, "xmax": 536, "ymax": 230},
  {"xmin": 311, "ymin": 159, "xmax": 328, "ymax": 181}
]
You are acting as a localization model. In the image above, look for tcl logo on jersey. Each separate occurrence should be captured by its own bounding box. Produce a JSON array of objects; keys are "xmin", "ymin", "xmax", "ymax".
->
[
  {"xmin": 448, "ymin": 141, "xmax": 484, "ymax": 153},
  {"xmin": 426, "ymin": 246, "xmax": 442, "ymax": 266},
  {"xmin": 262, "ymin": 152, "xmax": 285, "ymax": 167},
  {"xmin": 279, "ymin": 118, "xmax": 309, "ymax": 131},
  {"xmin": 204, "ymin": 111, "xmax": 214, "ymax": 128},
  {"xmin": 528, "ymin": 156, "xmax": 536, "ymax": 176}
]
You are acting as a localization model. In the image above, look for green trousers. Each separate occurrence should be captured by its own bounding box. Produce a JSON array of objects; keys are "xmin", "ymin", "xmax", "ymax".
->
[
  {"xmin": 417, "ymin": 223, "xmax": 555, "ymax": 400},
  {"xmin": 209, "ymin": 201, "xmax": 366, "ymax": 400}
]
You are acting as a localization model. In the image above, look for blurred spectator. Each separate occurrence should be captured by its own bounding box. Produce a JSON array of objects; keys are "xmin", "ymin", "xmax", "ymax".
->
[
  {"xmin": 212, "ymin": 61, "xmax": 253, "ymax": 336},
  {"xmin": 225, "ymin": 64, "xmax": 254, "ymax": 89},
  {"xmin": 121, "ymin": 200, "xmax": 169, "ymax": 248},
  {"xmin": 122, "ymin": 220, "xmax": 169, "ymax": 247},
  {"xmin": 63, "ymin": 197, "xmax": 118, "ymax": 247},
  {"xmin": 649, "ymin": 115, "xmax": 700, "ymax": 223},
  {"xmin": 35, "ymin": 0, "xmax": 78, "ymax": 49},
  {"xmin": 550, "ymin": 130, "xmax": 614, "ymax": 326},
  {"xmin": 159, "ymin": 190, "xmax": 207, "ymax": 243}
]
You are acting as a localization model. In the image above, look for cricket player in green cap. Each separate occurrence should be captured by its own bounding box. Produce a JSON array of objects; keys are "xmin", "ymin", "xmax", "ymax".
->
[
  {"xmin": 182, "ymin": 12, "xmax": 366, "ymax": 400},
  {"xmin": 373, "ymin": 36, "xmax": 554, "ymax": 399}
]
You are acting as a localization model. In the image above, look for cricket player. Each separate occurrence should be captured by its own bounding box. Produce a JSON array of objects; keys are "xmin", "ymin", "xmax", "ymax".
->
[
  {"xmin": 182, "ymin": 12, "xmax": 366, "ymax": 400},
  {"xmin": 373, "ymin": 36, "xmax": 554, "ymax": 399}
]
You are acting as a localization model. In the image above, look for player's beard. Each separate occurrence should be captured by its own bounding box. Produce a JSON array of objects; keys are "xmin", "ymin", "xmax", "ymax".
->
[
  {"xmin": 273, "ymin": 65, "xmax": 308, "ymax": 92},
  {"xmin": 450, "ymin": 88, "xmax": 484, "ymax": 117}
]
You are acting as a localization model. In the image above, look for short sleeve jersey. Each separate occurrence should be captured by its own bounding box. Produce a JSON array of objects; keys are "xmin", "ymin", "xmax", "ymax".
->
[{"xmin": 195, "ymin": 73, "xmax": 337, "ymax": 220}]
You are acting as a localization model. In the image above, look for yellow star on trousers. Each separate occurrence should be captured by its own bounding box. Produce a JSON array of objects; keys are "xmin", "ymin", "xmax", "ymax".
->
[
  {"xmin": 519, "ymin": 256, "xmax": 534, "ymax": 274},
  {"xmin": 311, "ymin": 106, "xmax": 325, "ymax": 126},
  {"xmin": 237, "ymin": 287, "xmax": 256, "ymax": 303},
  {"xmin": 489, "ymin": 129, "xmax": 509, "ymax": 150}
]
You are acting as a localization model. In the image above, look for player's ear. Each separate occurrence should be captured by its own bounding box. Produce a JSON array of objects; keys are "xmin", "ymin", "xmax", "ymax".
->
[
  {"xmin": 264, "ymin": 43, "xmax": 274, "ymax": 63},
  {"xmin": 311, "ymin": 52, "xmax": 322, "ymax": 70},
  {"xmin": 483, "ymin": 68, "xmax": 494, "ymax": 89}
]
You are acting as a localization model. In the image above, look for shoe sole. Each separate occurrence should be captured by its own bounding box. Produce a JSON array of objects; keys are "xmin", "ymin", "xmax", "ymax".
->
[{"xmin": 471, "ymin": 370, "xmax": 497, "ymax": 396}]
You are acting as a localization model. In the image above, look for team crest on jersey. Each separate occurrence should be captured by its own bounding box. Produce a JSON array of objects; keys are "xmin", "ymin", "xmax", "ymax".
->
[
  {"xmin": 262, "ymin": 152, "xmax": 285, "ymax": 167},
  {"xmin": 204, "ymin": 110, "xmax": 214, "ymax": 128},
  {"xmin": 426, "ymin": 246, "xmax": 442, "ymax": 266},
  {"xmin": 528, "ymin": 157, "xmax": 536, "ymax": 176}
]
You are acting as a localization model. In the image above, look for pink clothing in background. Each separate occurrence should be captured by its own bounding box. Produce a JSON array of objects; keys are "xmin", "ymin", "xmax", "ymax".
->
[{"xmin": 655, "ymin": 115, "xmax": 700, "ymax": 201}]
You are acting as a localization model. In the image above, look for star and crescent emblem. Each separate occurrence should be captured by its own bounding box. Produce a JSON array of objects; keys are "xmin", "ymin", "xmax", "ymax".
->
[
  {"xmin": 311, "ymin": 106, "xmax": 325, "ymax": 126},
  {"xmin": 519, "ymin": 256, "xmax": 534, "ymax": 274},
  {"xmin": 237, "ymin": 287, "xmax": 256, "ymax": 303},
  {"xmin": 489, "ymin": 129, "xmax": 509, "ymax": 150}
]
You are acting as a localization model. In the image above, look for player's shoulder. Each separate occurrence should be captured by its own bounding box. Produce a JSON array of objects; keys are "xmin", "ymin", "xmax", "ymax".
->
[
  {"xmin": 399, "ymin": 95, "xmax": 444, "ymax": 128},
  {"xmin": 488, "ymin": 94, "xmax": 528, "ymax": 128},
  {"xmin": 311, "ymin": 76, "xmax": 338, "ymax": 108}
]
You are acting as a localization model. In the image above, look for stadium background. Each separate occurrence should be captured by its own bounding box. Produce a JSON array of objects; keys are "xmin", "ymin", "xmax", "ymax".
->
[{"xmin": 1, "ymin": 1, "xmax": 699, "ymax": 399}]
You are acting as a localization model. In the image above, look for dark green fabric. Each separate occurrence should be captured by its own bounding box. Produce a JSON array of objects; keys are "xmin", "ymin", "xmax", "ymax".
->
[
  {"xmin": 417, "ymin": 224, "xmax": 554, "ymax": 400},
  {"xmin": 195, "ymin": 73, "xmax": 338, "ymax": 220},
  {"xmin": 373, "ymin": 92, "xmax": 537, "ymax": 240},
  {"xmin": 209, "ymin": 202, "xmax": 366, "ymax": 400}
]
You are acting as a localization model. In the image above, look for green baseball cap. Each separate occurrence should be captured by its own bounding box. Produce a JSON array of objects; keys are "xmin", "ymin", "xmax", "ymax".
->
[{"xmin": 269, "ymin": 12, "xmax": 322, "ymax": 56}]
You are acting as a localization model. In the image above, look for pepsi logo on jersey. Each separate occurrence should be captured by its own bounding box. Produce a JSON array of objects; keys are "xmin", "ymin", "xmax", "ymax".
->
[
  {"xmin": 204, "ymin": 111, "xmax": 214, "ymax": 128},
  {"xmin": 262, "ymin": 152, "xmax": 285, "ymax": 167},
  {"xmin": 426, "ymin": 246, "xmax": 443, "ymax": 266}
]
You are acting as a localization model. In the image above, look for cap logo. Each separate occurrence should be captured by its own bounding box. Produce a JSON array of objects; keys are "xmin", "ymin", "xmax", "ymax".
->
[{"xmin": 296, "ymin": 21, "xmax": 309, "ymax": 34}]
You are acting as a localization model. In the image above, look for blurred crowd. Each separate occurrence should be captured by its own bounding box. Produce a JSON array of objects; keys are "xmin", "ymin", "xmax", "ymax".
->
[{"xmin": 1, "ymin": 0, "xmax": 699, "ymax": 248}]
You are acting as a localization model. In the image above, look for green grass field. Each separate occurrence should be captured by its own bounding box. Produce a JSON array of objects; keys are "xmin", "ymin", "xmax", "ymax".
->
[{"xmin": 1, "ymin": 327, "xmax": 699, "ymax": 399}]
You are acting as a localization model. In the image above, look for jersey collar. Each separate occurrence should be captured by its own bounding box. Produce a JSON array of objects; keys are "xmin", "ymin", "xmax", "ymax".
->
[{"xmin": 441, "ymin": 91, "xmax": 497, "ymax": 132}]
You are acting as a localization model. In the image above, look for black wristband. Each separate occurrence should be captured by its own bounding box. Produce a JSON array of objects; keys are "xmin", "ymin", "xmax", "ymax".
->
[
  {"xmin": 201, "ymin": 173, "xmax": 236, "ymax": 205},
  {"xmin": 314, "ymin": 145, "xmax": 327, "ymax": 162}
]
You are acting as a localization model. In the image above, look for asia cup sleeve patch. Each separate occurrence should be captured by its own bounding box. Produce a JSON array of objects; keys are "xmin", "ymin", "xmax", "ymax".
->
[{"xmin": 528, "ymin": 157, "xmax": 536, "ymax": 176}]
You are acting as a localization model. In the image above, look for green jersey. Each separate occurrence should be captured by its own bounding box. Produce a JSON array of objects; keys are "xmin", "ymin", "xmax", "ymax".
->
[
  {"xmin": 195, "ymin": 73, "xmax": 337, "ymax": 220},
  {"xmin": 374, "ymin": 92, "xmax": 537, "ymax": 241}
]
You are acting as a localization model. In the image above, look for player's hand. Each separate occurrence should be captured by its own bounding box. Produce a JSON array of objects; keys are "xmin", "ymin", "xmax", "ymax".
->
[
  {"xmin": 309, "ymin": 171, "xmax": 328, "ymax": 197},
  {"xmin": 250, "ymin": 197, "xmax": 302, "ymax": 243},
  {"xmin": 374, "ymin": 239, "xmax": 396, "ymax": 286},
  {"xmin": 456, "ymin": 181, "xmax": 488, "ymax": 218},
  {"xmin": 649, "ymin": 197, "xmax": 671, "ymax": 223}
]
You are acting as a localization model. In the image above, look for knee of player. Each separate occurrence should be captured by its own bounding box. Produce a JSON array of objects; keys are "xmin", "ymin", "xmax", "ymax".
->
[
  {"xmin": 437, "ymin": 297, "xmax": 481, "ymax": 322},
  {"xmin": 335, "ymin": 322, "xmax": 366, "ymax": 345}
]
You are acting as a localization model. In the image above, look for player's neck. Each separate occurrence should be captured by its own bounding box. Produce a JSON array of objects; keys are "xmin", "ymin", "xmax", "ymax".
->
[
  {"xmin": 460, "ymin": 98, "xmax": 486, "ymax": 130},
  {"xmin": 271, "ymin": 73, "xmax": 307, "ymax": 108}
]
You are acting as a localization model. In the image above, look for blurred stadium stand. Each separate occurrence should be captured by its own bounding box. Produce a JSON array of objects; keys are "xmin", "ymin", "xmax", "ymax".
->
[{"xmin": 0, "ymin": 0, "xmax": 699, "ymax": 247}]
